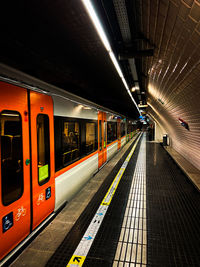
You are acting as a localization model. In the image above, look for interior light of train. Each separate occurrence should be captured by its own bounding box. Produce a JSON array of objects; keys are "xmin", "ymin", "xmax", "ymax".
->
[
  {"xmin": 138, "ymin": 104, "xmax": 148, "ymax": 108},
  {"xmin": 81, "ymin": 0, "xmax": 141, "ymax": 116},
  {"xmin": 83, "ymin": 106, "xmax": 92, "ymax": 110},
  {"xmin": 1, "ymin": 113, "xmax": 19, "ymax": 116}
]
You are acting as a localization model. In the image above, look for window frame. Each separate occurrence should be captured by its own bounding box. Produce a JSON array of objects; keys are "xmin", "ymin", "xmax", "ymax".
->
[
  {"xmin": 85, "ymin": 121, "xmax": 98, "ymax": 155},
  {"xmin": 54, "ymin": 116, "xmax": 98, "ymax": 172},
  {"xmin": 121, "ymin": 122, "xmax": 126, "ymax": 137},
  {"xmin": 37, "ymin": 113, "xmax": 50, "ymax": 186},
  {"xmin": 107, "ymin": 121, "xmax": 117, "ymax": 144},
  {"xmin": 0, "ymin": 110, "xmax": 24, "ymax": 206}
]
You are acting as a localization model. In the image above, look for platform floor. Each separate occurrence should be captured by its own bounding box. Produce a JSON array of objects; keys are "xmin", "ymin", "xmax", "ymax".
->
[{"xmin": 11, "ymin": 133, "xmax": 200, "ymax": 267}]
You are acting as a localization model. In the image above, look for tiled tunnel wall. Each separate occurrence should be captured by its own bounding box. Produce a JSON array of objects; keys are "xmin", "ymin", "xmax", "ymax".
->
[{"xmin": 139, "ymin": 0, "xmax": 200, "ymax": 170}]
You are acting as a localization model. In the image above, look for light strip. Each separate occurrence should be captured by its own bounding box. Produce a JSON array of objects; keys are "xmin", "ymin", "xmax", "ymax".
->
[
  {"xmin": 109, "ymin": 51, "xmax": 123, "ymax": 78},
  {"xmin": 81, "ymin": 0, "xmax": 141, "ymax": 116},
  {"xmin": 81, "ymin": 0, "xmax": 111, "ymax": 51}
]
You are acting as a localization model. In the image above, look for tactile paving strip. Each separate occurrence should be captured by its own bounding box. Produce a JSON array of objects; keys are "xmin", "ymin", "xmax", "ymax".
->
[
  {"xmin": 146, "ymin": 142, "xmax": 200, "ymax": 267},
  {"xmin": 113, "ymin": 134, "xmax": 147, "ymax": 267}
]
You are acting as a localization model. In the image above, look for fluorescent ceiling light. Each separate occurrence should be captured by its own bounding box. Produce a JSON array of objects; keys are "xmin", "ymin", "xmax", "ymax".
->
[
  {"xmin": 81, "ymin": 0, "xmax": 111, "ymax": 52},
  {"xmin": 81, "ymin": 0, "xmax": 141, "ymax": 116},
  {"xmin": 109, "ymin": 51, "xmax": 123, "ymax": 78}
]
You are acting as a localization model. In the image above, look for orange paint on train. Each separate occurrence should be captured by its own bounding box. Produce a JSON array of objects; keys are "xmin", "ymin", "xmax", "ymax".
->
[
  {"xmin": 117, "ymin": 118, "xmax": 121, "ymax": 150},
  {"xmin": 98, "ymin": 112, "xmax": 107, "ymax": 168},
  {"xmin": 0, "ymin": 82, "xmax": 31, "ymax": 260},
  {"xmin": 30, "ymin": 91, "xmax": 55, "ymax": 230}
]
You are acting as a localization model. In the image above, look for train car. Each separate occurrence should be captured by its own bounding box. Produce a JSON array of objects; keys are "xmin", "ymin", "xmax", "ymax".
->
[{"xmin": 0, "ymin": 66, "xmax": 137, "ymax": 264}]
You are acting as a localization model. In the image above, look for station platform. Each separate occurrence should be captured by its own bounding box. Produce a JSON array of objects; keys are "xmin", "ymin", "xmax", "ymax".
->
[{"xmin": 10, "ymin": 133, "xmax": 200, "ymax": 267}]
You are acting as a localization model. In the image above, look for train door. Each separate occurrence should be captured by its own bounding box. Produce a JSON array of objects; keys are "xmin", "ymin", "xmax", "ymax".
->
[
  {"xmin": 117, "ymin": 118, "xmax": 121, "ymax": 150},
  {"xmin": 98, "ymin": 112, "xmax": 107, "ymax": 168},
  {"xmin": 0, "ymin": 82, "xmax": 31, "ymax": 260},
  {"xmin": 30, "ymin": 91, "xmax": 55, "ymax": 229}
]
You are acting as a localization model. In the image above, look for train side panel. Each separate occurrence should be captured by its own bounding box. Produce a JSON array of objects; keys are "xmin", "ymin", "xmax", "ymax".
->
[
  {"xmin": 121, "ymin": 136, "xmax": 126, "ymax": 147},
  {"xmin": 107, "ymin": 141, "xmax": 118, "ymax": 161},
  {"xmin": 54, "ymin": 152, "xmax": 98, "ymax": 210},
  {"xmin": 52, "ymin": 95, "xmax": 98, "ymax": 120}
]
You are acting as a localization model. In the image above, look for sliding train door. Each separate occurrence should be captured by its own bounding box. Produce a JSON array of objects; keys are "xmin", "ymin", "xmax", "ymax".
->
[
  {"xmin": 30, "ymin": 91, "xmax": 55, "ymax": 229},
  {"xmin": 98, "ymin": 112, "xmax": 107, "ymax": 168},
  {"xmin": 0, "ymin": 82, "xmax": 31, "ymax": 260},
  {"xmin": 0, "ymin": 83, "xmax": 55, "ymax": 261}
]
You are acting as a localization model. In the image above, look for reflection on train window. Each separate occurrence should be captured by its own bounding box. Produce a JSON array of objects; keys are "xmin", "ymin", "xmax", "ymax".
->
[
  {"xmin": 117, "ymin": 122, "xmax": 121, "ymax": 139},
  {"xmin": 128, "ymin": 124, "xmax": 134, "ymax": 134},
  {"xmin": 37, "ymin": 114, "xmax": 50, "ymax": 185},
  {"xmin": 62, "ymin": 122, "xmax": 80, "ymax": 166},
  {"xmin": 104, "ymin": 121, "xmax": 107, "ymax": 148},
  {"xmin": 85, "ymin": 122, "xmax": 96, "ymax": 154},
  {"xmin": 121, "ymin": 123, "xmax": 125, "ymax": 137},
  {"xmin": 107, "ymin": 122, "xmax": 117, "ymax": 144},
  {"xmin": 99, "ymin": 120, "xmax": 102, "ymax": 150},
  {"xmin": 0, "ymin": 110, "xmax": 23, "ymax": 206},
  {"xmin": 54, "ymin": 117, "xmax": 98, "ymax": 172}
]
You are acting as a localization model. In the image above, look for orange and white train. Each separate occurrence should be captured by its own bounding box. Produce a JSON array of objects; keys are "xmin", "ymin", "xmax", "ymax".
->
[{"xmin": 0, "ymin": 66, "xmax": 137, "ymax": 264}]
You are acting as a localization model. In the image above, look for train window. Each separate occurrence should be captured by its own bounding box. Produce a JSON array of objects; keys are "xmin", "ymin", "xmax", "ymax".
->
[
  {"xmin": 37, "ymin": 114, "xmax": 50, "ymax": 185},
  {"xmin": 107, "ymin": 122, "xmax": 117, "ymax": 144},
  {"xmin": 127, "ymin": 124, "xmax": 133, "ymax": 134},
  {"xmin": 62, "ymin": 121, "xmax": 80, "ymax": 166},
  {"xmin": 104, "ymin": 121, "xmax": 107, "ymax": 148},
  {"xmin": 99, "ymin": 120, "xmax": 102, "ymax": 150},
  {"xmin": 84, "ymin": 122, "xmax": 96, "ymax": 154},
  {"xmin": 54, "ymin": 117, "xmax": 98, "ymax": 172},
  {"xmin": 130, "ymin": 125, "xmax": 135, "ymax": 134},
  {"xmin": 121, "ymin": 123, "xmax": 125, "ymax": 137},
  {"xmin": 0, "ymin": 110, "xmax": 23, "ymax": 206}
]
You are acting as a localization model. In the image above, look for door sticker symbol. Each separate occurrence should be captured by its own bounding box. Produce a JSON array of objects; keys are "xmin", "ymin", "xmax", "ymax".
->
[
  {"xmin": 37, "ymin": 193, "xmax": 45, "ymax": 206},
  {"xmin": 46, "ymin": 187, "xmax": 51, "ymax": 200},
  {"xmin": 3, "ymin": 212, "xmax": 13, "ymax": 233},
  {"xmin": 15, "ymin": 206, "xmax": 26, "ymax": 221}
]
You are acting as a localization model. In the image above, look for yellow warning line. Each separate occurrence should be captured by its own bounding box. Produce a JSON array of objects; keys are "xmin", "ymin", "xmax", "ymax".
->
[
  {"xmin": 101, "ymin": 169, "xmax": 125, "ymax": 206},
  {"xmin": 101, "ymin": 134, "xmax": 141, "ymax": 206}
]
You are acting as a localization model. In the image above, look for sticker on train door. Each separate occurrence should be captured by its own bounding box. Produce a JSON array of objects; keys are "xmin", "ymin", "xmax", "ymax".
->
[
  {"xmin": 46, "ymin": 187, "xmax": 51, "ymax": 200},
  {"xmin": 2, "ymin": 212, "xmax": 13, "ymax": 233}
]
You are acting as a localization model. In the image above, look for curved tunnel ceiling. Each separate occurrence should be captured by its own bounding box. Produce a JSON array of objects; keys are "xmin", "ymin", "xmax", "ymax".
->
[{"xmin": 135, "ymin": 0, "xmax": 200, "ymax": 170}]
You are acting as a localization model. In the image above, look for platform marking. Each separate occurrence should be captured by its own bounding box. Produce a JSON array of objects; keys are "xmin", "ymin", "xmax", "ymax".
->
[
  {"xmin": 113, "ymin": 134, "xmax": 147, "ymax": 266},
  {"xmin": 67, "ymin": 133, "xmax": 142, "ymax": 267}
]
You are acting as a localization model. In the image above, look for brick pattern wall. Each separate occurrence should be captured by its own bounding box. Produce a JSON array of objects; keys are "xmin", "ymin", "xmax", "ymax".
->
[{"xmin": 138, "ymin": 0, "xmax": 200, "ymax": 170}]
